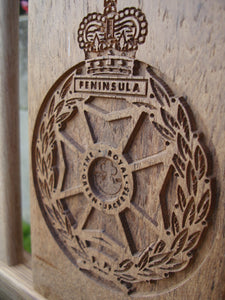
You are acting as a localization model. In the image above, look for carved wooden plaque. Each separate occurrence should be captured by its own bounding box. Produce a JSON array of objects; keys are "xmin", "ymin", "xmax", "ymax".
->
[{"xmin": 31, "ymin": 0, "xmax": 217, "ymax": 297}]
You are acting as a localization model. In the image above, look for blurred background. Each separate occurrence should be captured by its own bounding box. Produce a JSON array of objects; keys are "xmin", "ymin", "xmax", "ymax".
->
[
  {"xmin": 19, "ymin": 0, "xmax": 31, "ymax": 252},
  {"xmin": 20, "ymin": 0, "xmax": 28, "ymax": 15}
]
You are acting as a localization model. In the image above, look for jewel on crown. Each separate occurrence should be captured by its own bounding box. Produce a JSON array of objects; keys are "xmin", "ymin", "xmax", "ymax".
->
[{"xmin": 78, "ymin": 0, "xmax": 148, "ymax": 76}]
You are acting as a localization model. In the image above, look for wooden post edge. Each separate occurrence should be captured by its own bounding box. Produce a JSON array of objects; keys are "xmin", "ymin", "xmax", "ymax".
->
[{"xmin": 0, "ymin": 260, "xmax": 45, "ymax": 300}]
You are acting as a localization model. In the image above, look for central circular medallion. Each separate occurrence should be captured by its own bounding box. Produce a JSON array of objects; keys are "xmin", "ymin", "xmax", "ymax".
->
[
  {"xmin": 81, "ymin": 145, "xmax": 133, "ymax": 215},
  {"xmin": 89, "ymin": 157, "xmax": 122, "ymax": 200}
]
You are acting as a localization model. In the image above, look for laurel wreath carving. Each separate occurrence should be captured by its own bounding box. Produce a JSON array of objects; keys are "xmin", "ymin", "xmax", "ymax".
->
[{"xmin": 34, "ymin": 70, "xmax": 212, "ymax": 294}]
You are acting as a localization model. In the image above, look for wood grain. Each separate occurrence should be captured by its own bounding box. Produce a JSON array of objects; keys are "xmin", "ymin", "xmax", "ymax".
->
[
  {"xmin": 28, "ymin": 0, "xmax": 225, "ymax": 299},
  {"xmin": 0, "ymin": 260, "xmax": 45, "ymax": 300},
  {"xmin": 0, "ymin": 0, "xmax": 23, "ymax": 266}
]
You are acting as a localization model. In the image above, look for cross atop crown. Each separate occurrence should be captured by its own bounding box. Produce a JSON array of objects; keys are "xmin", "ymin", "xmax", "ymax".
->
[
  {"xmin": 104, "ymin": 0, "xmax": 117, "ymax": 17},
  {"xmin": 78, "ymin": 0, "xmax": 148, "ymax": 59}
]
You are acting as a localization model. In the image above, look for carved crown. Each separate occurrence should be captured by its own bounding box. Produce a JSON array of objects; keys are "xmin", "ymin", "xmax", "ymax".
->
[{"xmin": 78, "ymin": 0, "xmax": 148, "ymax": 60}]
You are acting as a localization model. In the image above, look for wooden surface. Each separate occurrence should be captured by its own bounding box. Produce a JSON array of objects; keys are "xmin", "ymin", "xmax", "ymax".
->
[
  {"xmin": 0, "ymin": 0, "xmax": 23, "ymax": 266},
  {"xmin": 0, "ymin": 259, "xmax": 45, "ymax": 300},
  {"xmin": 29, "ymin": 0, "xmax": 225, "ymax": 299}
]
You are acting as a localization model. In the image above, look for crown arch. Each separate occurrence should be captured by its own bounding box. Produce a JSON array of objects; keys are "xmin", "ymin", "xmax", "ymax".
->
[{"xmin": 78, "ymin": 5, "xmax": 148, "ymax": 57}]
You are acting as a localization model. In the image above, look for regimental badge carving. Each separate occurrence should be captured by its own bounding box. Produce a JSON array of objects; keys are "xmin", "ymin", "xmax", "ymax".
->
[{"xmin": 32, "ymin": 0, "xmax": 215, "ymax": 295}]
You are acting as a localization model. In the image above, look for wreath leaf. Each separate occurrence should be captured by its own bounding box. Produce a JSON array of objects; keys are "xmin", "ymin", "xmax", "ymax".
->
[
  {"xmin": 160, "ymin": 260, "xmax": 188, "ymax": 272},
  {"xmin": 177, "ymin": 105, "xmax": 190, "ymax": 141},
  {"xmin": 182, "ymin": 197, "xmax": 195, "ymax": 227},
  {"xmin": 49, "ymin": 132, "xmax": 56, "ymax": 146},
  {"xmin": 44, "ymin": 179, "xmax": 51, "ymax": 200},
  {"xmin": 48, "ymin": 173, "xmax": 54, "ymax": 192},
  {"xmin": 133, "ymin": 101, "xmax": 157, "ymax": 110},
  {"xmin": 195, "ymin": 190, "xmax": 210, "ymax": 224},
  {"xmin": 150, "ymin": 78, "xmax": 170, "ymax": 107},
  {"xmin": 117, "ymin": 274, "xmax": 137, "ymax": 282},
  {"xmin": 48, "ymin": 96, "xmax": 55, "ymax": 118},
  {"xmin": 194, "ymin": 146, "xmax": 206, "ymax": 180},
  {"xmin": 40, "ymin": 121, "xmax": 45, "ymax": 142},
  {"xmin": 76, "ymin": 236, "xmax": 87, "ymax": 254},
  {"xmin": 148, "ymin": 252, "xmax": 172, "ymax": 267},
  {"xmin": 45, "ymin": 204, "xmax": 55, "ymax": 221},
  {"xmin": 56, "ymin": 112, "xmax": 71, "ymax": 123},
  {"xmin": 137, "ymin": 251, "xmax": 149, "ymax": 270},
  {"xmin": 42, "ymin": 133, "xmax": 49, "ymax": 154},
  {"xmin": 35, "ymin": 147, "xmax": 42, "ymax": 171},
  {"xmin": 47, "ymin": 115, "xmax": 55, "ymax": 133},
  {"xmin": 171, "ymin": 229, "xmax": 188, "ymax": 255},
  {"xmin": 172, "ymin": 212, "xmax": 180, "ymax": 236},
  {"xmin": 137, "ymin": 270, "xmax": 163, "ymax": 280},
  {"xmin": 56, "ymin": 199, "xmax": 64, "ymax": 214},
  {"xmin": 46, "ymin": 152, "xmax": 52, "ymax": 169},
  {"xmin": 177, "ymin": 185, "xmax": 186, "ymax": 212},
  {"xmin": 53, "ymin": 205, "xmax": 65, "ymax": 227},
  {"xmin": 154, "ymin": 240, "xmax": 166, "ymax": 254},
  {"xmin": 183, "ymin": 231, "xmax": 201, "ymax": 252},
  {"xmin": 54, "ymin": 100, "xmax": 65, "ymax": 117},
  {"xmin": 172, "ymin": 154, "xmax": 185, "ymax": 178},
  {"xmin": 161, "ymin": 108, "xmax": 179, "ymax": 135},
  {"xmin": 60, "ymin": 75, "xmax": 73, "ymax": 98},
  {"xmin": 153, "ymin": 121, "xmax": 175, "ymax": 140},
  {"xmin": 42, "ymin": 158, "xmax": 48, "ymax": 179},
  {"xmin": 187, "ymin": 162, "xmax": 198, "ymax": 196},
  {"xmin": 38, "ymin": 178, "xmax": 44, "ymax": 197},
  {"xmin": 177, "ymin": 133, "xmax": 192, "ymax": 161},
  {"xmin": 115, "ymin": 260, "xmax": 134, "ymax": 273},
  {"xmin": 65, "ymin": 216, "xmax": 73, "ymax": 238}
]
